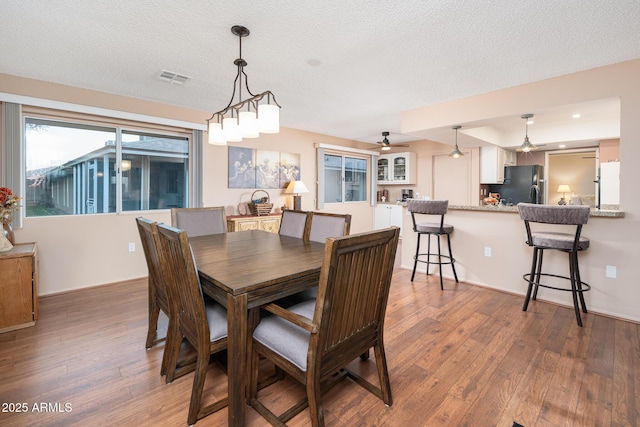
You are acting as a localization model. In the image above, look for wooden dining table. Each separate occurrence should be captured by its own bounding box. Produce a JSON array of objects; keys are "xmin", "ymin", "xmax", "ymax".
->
[{"xmin": 189, "ymin": 230, "xmax": 326, "ymax": 426}]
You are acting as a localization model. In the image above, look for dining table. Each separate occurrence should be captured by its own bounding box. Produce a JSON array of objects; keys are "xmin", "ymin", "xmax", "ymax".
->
[{"xmin": 189, "ymin": 229, "xmax": 326, "ymax": 426}]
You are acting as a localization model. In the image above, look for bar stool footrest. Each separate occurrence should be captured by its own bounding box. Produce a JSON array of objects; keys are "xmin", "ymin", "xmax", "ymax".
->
[
  {"xmin": 414, "ymin": 253, "xmax": 455, "ymax": 266},
  {"xmin": 523, "ymin": 272, "xmax": 591, "ymax": 293}
]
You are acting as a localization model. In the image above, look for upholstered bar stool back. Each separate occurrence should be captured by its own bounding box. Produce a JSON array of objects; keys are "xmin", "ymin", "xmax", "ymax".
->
[
  {"xmin": 517, "ymin": 203, "xmax": 591, "ymax": 326},
  {"xmin": 407, "ymin": 199, "xmax": 458, "ymax": 290}
]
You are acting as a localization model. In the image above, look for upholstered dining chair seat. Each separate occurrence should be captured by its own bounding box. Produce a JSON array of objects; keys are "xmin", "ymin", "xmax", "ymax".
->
[
  {"xmin": 415, "ymin": 222, "xmax": 454, "ymax": 234},
  {"xmin": 204, "ymin": 301, "xmax": 229, "ymax": 341},
  {"xmin": 253, "ymin": 299, "xmax": 316, "ymax": 371},
  {"xmin": 528, "ymin": 231, "xmax": 590, "ymax": 251}
]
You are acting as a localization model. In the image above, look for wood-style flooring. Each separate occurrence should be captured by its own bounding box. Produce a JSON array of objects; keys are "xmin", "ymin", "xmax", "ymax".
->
[{"xmin": 0, "ymin": 266, "xmax": 638, "ymax": 426}]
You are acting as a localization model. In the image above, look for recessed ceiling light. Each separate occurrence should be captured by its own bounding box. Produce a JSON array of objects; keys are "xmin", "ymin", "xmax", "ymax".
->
[
  {"xmin": 572, "ymin": 113, "xmax": 581, "ymax": 118},
  {"xmin": 559, "ymin": 144, "xmax": 567, "ymax": 148}
]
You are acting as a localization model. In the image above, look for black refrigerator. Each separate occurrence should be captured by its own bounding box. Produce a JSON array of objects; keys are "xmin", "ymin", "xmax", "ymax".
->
[{"xmin": 500, "ymin": 165, "xmax": 544, "ymax": 205}]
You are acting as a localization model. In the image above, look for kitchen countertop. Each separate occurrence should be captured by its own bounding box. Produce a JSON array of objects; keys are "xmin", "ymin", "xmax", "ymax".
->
[{"xmin": 448, "ymin": 204, "xmax": 625, "ymax": 218}]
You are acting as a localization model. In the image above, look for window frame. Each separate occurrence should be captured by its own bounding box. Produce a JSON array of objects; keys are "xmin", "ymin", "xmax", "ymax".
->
[{"xmin": 22, "ymin": 113, "xmax": 193, "ymax": 217}]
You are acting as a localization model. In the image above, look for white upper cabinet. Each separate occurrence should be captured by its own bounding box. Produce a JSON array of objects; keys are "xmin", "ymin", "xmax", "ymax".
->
[
  {"xmin": 377, "ymin": 152, "xmax": 417, "ymax": 185},
  {"xmin": 480, "ymin": 146, "xmax": 516, "ymax": 184}
]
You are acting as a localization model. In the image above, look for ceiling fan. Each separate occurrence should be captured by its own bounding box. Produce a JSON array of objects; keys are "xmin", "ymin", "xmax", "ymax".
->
[{"xmin": 369, "ymin": 131, "xmax": 410, "ymax": 151}]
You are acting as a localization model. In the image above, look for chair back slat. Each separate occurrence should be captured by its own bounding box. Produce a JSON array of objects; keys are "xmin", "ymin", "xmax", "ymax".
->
[
  {"xmin": 156, "ymin": 224, "xmax": 209, "ymax": 349},
  {"xmin": 311, "ymin": 227, "xmax": 399, "ymax": 371},
  {"xmin": 171, "ymin": 207, "xmax": 227, "ymax": 237},
  {"xmin": 407, "ymin": 199, "xmax": 448, "ymax": 215},
  {"xmin": 308, "ymin": 212, "xmax": 352, "ymax": 243}
]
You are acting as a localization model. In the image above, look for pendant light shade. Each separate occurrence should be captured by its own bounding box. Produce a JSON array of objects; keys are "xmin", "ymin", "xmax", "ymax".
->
[
  {"xmin": 206, "ymin": 25, "xmax": 281, "ymax": 146},
  {"xmin": 223, "ymin": 117, "xmax": 242, "ymax": 142},
  {"xmin": 239, "ymin": 111, "xmax": 259, "ymax": 138},
  {"xmin": 258, "ymin": 103, "xmax": 280, "ymax": 133},
  {"xmin": 207, "ymin": 122, "xmax": 227, "ymax": 145},
  {"xmin": 449, "ymin": 125, "xmax": 464, "ymax": 158},
  {"xmin": 517, "ymin": 114, "xmax": 537, "ymax": 152}
]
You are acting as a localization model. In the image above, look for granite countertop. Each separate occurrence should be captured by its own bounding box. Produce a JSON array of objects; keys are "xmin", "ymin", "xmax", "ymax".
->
[{"xmin": 448, "ymin": 204, "xmax": 625, "ymax": 218}]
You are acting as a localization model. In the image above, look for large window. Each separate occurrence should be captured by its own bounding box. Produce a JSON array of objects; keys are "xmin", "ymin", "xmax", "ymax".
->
[
  {"xmin": 323, "ymin": 154, "xmax": 367, "ymax": 203},
  {"xmin": 24, "ymin": 118, "xmax": 189, "ymax": 216}
]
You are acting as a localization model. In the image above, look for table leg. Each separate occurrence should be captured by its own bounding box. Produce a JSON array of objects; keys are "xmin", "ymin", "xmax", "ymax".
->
[{"xmin": 227, "ymin": 293, "xmax": 248, "ymax": 426}]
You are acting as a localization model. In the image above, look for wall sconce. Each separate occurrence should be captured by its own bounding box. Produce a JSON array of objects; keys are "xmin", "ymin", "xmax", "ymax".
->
[{"xmin": 285, "ymin": 180, "xmax": 309, "ymax": 210}]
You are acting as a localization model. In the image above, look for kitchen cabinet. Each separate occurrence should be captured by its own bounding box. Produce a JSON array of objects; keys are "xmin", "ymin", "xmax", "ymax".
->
[
  {"xmin": 374, "ymin": 204, "xmax": 403, "ymax": 237},
  {"xmin": 227, "ymin": 214, "xmax": 281, "ymax": 233},
  {"xmin": 0, "ymin": 243, "xmax": 38, "ymax": 333},
  {"xmin": 480, "ymin": 146, "xmax": 516, "ymax": 184},
  {"xmin": 377, "ymin": 152, "xmax": 417, "ymax": 184}
]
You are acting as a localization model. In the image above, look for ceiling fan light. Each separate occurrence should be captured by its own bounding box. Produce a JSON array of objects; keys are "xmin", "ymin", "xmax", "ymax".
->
[
  {"xmin": 381, "ymin": 145, "xmax": 391, "ymax": 151},
  {"xmin": 258, "ymin": 104, "xmax": 279, "ymax": 133},
  {"xmin": 208, "ymin": 121, "xmax": 227, "ymax": 145}
]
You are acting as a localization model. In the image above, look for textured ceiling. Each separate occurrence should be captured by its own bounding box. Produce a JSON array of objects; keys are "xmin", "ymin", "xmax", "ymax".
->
[{"xmin": 1, "ymin": 1, "xmax": 639, "ymax": 146}]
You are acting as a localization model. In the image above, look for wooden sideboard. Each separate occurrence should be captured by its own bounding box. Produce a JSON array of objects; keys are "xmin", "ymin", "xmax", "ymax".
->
[
  {"xmin": 0, "ymin": 243, "xmax": 38, "ymax": 333},
  {"xmin": 227, "ymin": 214, "xmax": 282, "ymax": 233}
]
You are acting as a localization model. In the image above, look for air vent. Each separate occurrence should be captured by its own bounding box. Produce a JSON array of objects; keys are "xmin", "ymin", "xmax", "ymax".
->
[{"xmin": 158, "ymin": 69, "xmax": 192, "ymax": 85}]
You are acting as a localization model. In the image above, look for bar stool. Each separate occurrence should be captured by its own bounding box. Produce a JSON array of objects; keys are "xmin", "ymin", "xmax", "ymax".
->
[
  {"xmin": 517, "ymin": 203, "xmax": 591, "ymax": 327},
  {"xmin": 407, "ymin": 199, "xmax": 458, "ymax": 290}
]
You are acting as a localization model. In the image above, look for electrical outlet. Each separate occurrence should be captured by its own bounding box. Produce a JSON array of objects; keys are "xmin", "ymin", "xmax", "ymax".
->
[
  {"xmin": 128, "ymin": 242, "xmax": 135, "ymax": 253},
  {"xmin": 484, "ymin": 247, "xmax": 492, "ymax": 257},
  {"xmin": 605, "ymin": 265, "xmax": 616, "ymax": 278}
]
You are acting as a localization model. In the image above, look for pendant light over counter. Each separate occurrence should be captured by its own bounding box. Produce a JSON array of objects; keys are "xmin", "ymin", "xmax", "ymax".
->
[
  {"xmin": 207, "ymin": 26, "xmax": 281, "ymax": 146},
  {"xmin": 516, "ymin": 114, "xmax": 537, "ymax": 152},
  {"xmin": 449, "ymin": 125, "xmax": 464, "ymax": 158}
]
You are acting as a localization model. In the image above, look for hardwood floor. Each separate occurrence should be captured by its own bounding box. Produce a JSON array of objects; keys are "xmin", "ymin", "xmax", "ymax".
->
[{"xmin": 0, "ymin": 267, "xmax": 638, "ymax": 426}]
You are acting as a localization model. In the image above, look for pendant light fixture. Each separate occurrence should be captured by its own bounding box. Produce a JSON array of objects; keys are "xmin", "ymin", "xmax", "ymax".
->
[
  {"xmin": 516, "ymin": 114, "xmax": 537, "ymax": 152},
  {"xmin": 449, "ymin": 125, "xmax": 464, "ymax": 158},
  {"xmin": 207, "ymin": 25, "xmax": 281, "ymax": 146}
]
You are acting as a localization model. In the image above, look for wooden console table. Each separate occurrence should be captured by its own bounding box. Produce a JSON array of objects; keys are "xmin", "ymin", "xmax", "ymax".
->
[
  {"xmin": 227, "ymin": 213, "xmax": 282, "ymax": 233},
  {"xmin": 0, "ymin": 243, "xmax": 38, "ymax": 333}
]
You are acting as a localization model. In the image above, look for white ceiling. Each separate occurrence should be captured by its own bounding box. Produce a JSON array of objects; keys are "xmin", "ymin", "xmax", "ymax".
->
[{"xmin": 1, "ymin": 1, "xmax": 639, "ymax": 147}]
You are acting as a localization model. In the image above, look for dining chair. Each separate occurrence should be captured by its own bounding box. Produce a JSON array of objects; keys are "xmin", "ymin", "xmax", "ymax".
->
[
  {"xmin": 249, "ymin": 227, "xmax": 400, "ymax": 427},
  {"xmin": 170, "ymin": 206, "xmax": 227, "ymax": 237},
  {"xmin": 279, "ymin": 209, "xmax": 312, "ymax": 240},
  {"xmin": 307, "ymin": 211, "xmax": 351, "ymax": 243},
  {"xmin": 155, "ymin": 223, "xmax": 229, "ymax": 425},
  {"xmin": 136, "ymin": 217, "xmax": 171, "ymax": 354},
  {"xmin": 518, "ymin": 203, "xmax": 591, "ymax": 326}
]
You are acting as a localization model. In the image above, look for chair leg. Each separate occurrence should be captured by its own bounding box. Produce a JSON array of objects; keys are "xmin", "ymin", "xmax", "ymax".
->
[
  {"xmin": 146, "ymin": 300, "xmax": 160, "ymax": 349},
  {"xmin": 573, "ymin": 252, "xmax": 588, "ymax": 313},
  {"xmin": 446, "ymin": 234, "xmax": 458, "ymax": 283},
  {"xmin": 569, "ymin": 251, "xmax": 583, "ymax": 327},
  {"xmin": 187, "ymin": 351, "xmax": 210, "ymax": 426},
  {"xmin": 306, "ymin": 373, "xmax": 325, "ymax": 427},
  {"xmin": 411, "ymin": 233, "xmax": 421, "ymax": 281},
  {"xmin": 373, "ymin": 343, "xmax": 393, "ymax": 406},
  {"xmin": 426, "ymin": 234, "xmax": 432, "ymax": 276},
  {"xmin": 436, "ymin": 234, "xmax": 444, "ymax": 290},
  {"xmin": 164, "ymin": 320, "xmax": 182, "ymax": 383},
  {"xmin": 523, "ymin": 247, "xmax": 539, "ymax": 311},
  {"xmin": 532, "ymin": 249, "xmax": 544, "ymax": 301}
]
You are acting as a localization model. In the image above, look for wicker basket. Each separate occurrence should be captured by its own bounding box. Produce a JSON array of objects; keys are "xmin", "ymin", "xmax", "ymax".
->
[{"xmin": 248, "ymin": 190, "xmax": 273, "ymax": 216}]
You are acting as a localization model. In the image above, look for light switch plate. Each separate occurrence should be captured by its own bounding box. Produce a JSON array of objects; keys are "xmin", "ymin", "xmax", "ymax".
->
[{"xmin": 605, "ymin": 265, "xmax": 616, "ymax": 278}]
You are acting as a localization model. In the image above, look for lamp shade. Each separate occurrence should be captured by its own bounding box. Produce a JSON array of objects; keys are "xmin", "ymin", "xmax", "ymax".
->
[
  {"xmin": 285, "ymin": 180, "xmax": 309, "ymax": 195},
  {"xmin": 557, "ymin": 184, "xmax": 572, "ymax": 193}
]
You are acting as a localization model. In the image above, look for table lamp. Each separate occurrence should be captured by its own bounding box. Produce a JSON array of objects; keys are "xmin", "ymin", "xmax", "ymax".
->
[
  {"xmin": 285, "ymin": 180, "xmax": 309, "ymax": 210},
  {"xmin": 557, "ymin": 184, "xmax": 571, "ymax": 205}
]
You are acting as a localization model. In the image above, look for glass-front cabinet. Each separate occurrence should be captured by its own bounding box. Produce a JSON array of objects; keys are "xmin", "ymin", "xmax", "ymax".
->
[{"xmin": 377, "ymin": 152, "xmax": 416, "ymax": 184}]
